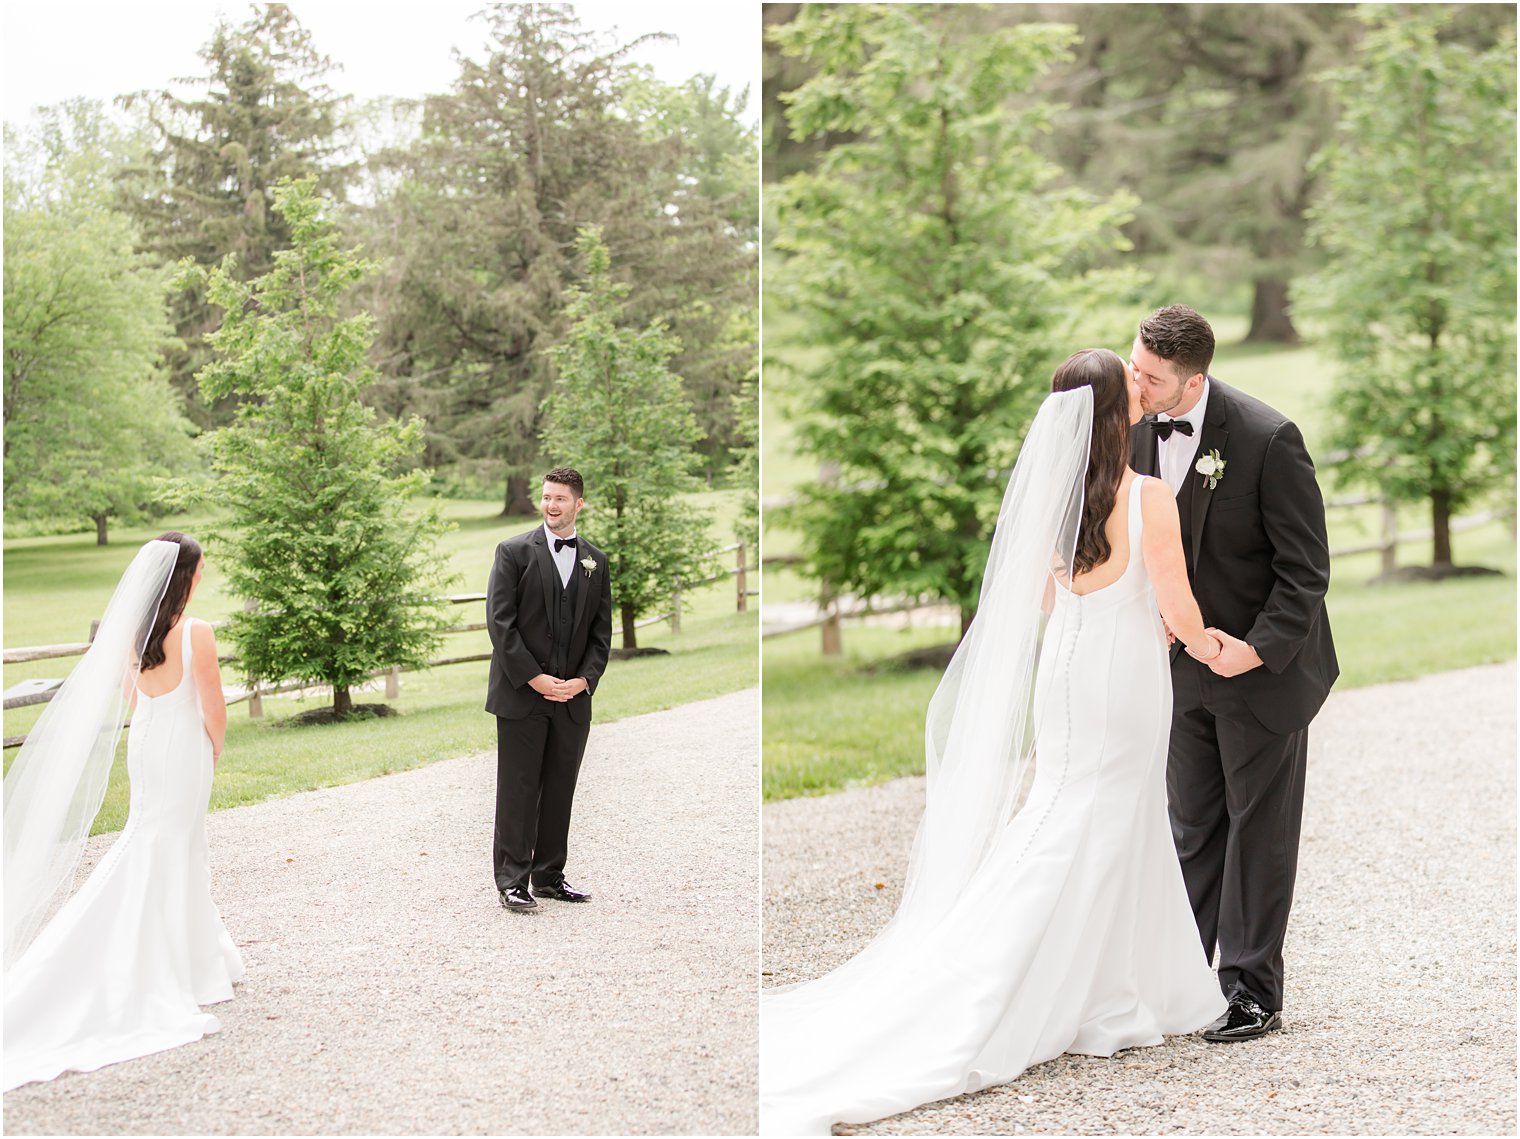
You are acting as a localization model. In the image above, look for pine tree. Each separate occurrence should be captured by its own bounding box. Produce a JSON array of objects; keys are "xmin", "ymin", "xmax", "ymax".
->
[
  {"xmin": 771, "ymin": 4, "xmax": 1140, "ymax": 633},
  {"xmin": 541, "ymin": 228, "xmax": 715, "ymax": 650},
  {"xmin": 362, "ymin": 4, "xmax": 752, "ymax": 512},
  {"xmin": 1296, "ymin": 6, "xmax": 1516, "ymax": 571},
  {"xmin": 185, "ymin": 177, "xmax": 453, "ymax": 717},
  {"xmin": 122, "ymin": 3, "xmax": 350, "ymax": 428}
]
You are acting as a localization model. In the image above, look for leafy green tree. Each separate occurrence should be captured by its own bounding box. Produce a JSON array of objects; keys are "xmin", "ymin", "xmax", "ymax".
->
[
  {"xmin": 1029, "ymin": 3, "xmax": 1359, "ymax": 343},
  {"xmin": 762, "ymin": 2, "xmax": 858, "ymax": 183},
  {"xmin": 361, "ymin": 4, "xmax": 753, "ymax": 511},
  {"xmin": 771, "ymin": 4, "xmax": 1140, "ymax": 633},
  {"xmin": 122, "ymin": 2, "xmax": 350, "ymax": 427},
  {"xmin": 4, "ymin": 101, "xmax": 193, "ymax": 544},
  {"xmin": 1295, "ymin": 5, "xmax": 1516, "ymax": 571},
  {"xmin": 541, "ymin": 228, "xmax": 715, "ymax": 650},
  {"xmin": 185, "ymin": 177, "xmax": 452, "ymax": 716},
  {"xmin": 621, "ymin": 69, "xmax": 760, "ymax": 467},
  {"xmin": 624, "ymin": 69, "xmax": 759, "ymax": 241},
  {"xmin": 730, "ymin": 357, "xmax": 760, "ymax": 553}
]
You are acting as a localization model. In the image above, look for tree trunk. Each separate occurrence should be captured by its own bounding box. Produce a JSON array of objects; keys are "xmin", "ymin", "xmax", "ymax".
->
[
  {"xmin": 93, "ymin": 513, "xmax": 109, "ymax": 546},
  {"xmin": 1431, "ymin": 488, "xmax": 1453, "ymax": 567},
  {"xmin": 502, "ymin": 475, "xmax": 534, "ymax": 518},
  {"xmin": 960, "ymin": 605, "xmax": 975, "ymax": 639},
  {"xmin": 1243, "ymin": 278, "xmax": 1301, "ymax": 344},
  {"xmin": 621, "ymin": 604, "xmax": 637, "ymax": 650},
  {"xmin": 333, "ymin": 685, "xmax": 353, "ymax": 716}
]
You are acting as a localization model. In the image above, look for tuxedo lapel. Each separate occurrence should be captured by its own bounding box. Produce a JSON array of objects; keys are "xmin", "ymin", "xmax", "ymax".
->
[
  {"xmin": 571, "ymin": 546, "xmax": 596, "ymax": 633},
  {"xmin": 1188, "ymin": 379, "xmax": 1229, "ymax": 569},
  {"xmin": 532, "ymin": 529, "xmax": 559, "ymax": 622}
]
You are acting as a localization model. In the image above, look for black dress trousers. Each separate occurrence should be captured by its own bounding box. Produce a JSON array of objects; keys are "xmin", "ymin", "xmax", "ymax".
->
[
  {"xmin": 493, "ymin": 704, "xmax": 590, "ymax": 892},
  {"xmin": 1166, "ymin": 655, "xmax": 1309, "ymax": 1013}
]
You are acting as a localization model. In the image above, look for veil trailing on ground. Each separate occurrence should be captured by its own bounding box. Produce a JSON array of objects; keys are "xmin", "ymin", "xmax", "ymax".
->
[
  {"xmin": 3, "ymin": 540, "xmax": 178, "ymax": 971},
  {"xmin": 762, "ymin": 384, "xmax": 1092, "ymax": 1013}
]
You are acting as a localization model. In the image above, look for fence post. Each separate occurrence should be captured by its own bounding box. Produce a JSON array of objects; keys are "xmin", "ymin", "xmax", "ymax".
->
[
  {"xmin": 736, "ymin": 542, "xmax": 748, "ymax": 612},
  {"xmin": 89, "ymin": 620, "xmax": 101, "ymax": 643},
  {"xmin": 670, "ymin": 581, "xmax": 682, "ymax": 635},
  {"xmin": 249, "ymin": 686, "xmax": 263, "ymax": 719},
  {"xmin": 1380, "ymin": 497, "xmax": 1398, "ymax": 577},
  {"xmin": 820, "ymin": 578, "xmax": 842, "ymax": 656},
  {"xmin": 385, "ymin": 666, "xmax": 400, "ymax": 699}
]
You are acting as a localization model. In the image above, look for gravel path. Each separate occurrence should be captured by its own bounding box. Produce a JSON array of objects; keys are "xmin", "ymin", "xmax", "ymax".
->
[
  {"xmin": 6, "ymin": 688, "xmax": 759, "ymax": 1136},
  {"xmin": 763, "ymin": 663, "xmax": 1517, "ymax": 1135}
]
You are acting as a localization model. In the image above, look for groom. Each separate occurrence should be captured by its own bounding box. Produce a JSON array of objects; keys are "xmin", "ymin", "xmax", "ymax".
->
[
  {"xmin": 1130, "ymin": 306, "xmax": 1338, "ymax": 1041},
  {"xmin": 484, "ymin": 467, "xmax": 613, "ymax": 912}
]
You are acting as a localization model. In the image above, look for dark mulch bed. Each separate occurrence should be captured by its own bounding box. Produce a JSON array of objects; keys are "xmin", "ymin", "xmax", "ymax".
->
[
  {"xmin": 280, "ymin": 703, "xmax": 399, "ymax": 727},
  {"xmin": 862, "ymin": 642, "xmax": 958, "ymax": 674},
  {"xmin": 611, "ymin": 646, "xmax": 670, "ymax": 661},
  {"xmin": 1371, "ymin": 564, "xmax": 1505, "ymax": 584}
]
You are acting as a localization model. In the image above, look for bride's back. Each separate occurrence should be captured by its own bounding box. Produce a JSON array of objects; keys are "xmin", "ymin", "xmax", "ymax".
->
[
  {"xmin": 138, "ymin": 618, "xmax": 192, "ymax": 697},
  {"xmin": 1068, "ymin": 471, "xmax": 1138, "ymax": 596}
]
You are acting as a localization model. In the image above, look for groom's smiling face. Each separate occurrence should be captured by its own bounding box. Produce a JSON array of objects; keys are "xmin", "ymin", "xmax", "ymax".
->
[{"xmin": 540, "ymin": 481, "xmax": 584, "ymax": 537}]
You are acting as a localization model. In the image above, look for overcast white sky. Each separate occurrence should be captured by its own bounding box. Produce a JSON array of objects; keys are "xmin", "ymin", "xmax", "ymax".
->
[{"xmin": 2, "ymin": 1, "xmax": 760, "ymax": 129}]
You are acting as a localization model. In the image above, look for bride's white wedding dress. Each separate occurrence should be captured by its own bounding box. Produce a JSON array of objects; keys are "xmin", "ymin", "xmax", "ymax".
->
[
  {"xmin": 4, "ymin": 619, "xmax": 245, "ymax": 1091},
  {"xmin": 761, "ymin": 475, "xmax": 1226, "ymax": 1135}
]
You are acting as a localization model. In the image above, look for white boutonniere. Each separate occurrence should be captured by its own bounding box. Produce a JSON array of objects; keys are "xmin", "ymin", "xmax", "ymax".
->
[
  {"xmin": 1195, "ymin": 449, "xmax": 1226, "ymax": 490},
  {"xmin": 580, "ymin": 555, "xmax": 597, "ymax": 578}
]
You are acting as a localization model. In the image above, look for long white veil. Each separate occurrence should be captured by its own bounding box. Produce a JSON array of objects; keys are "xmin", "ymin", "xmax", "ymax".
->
[
  {"xmin": 761, "ymin": 387, "xmax": 1093, "ymax": 1120},
  {"xmin": 3, "ymin": 539, "xmax": 179, "ymax": 970}
]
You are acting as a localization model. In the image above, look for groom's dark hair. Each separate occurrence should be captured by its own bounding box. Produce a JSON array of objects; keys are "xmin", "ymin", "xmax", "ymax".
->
[
  {"xmin": 544, "ymin": 467, "xmax": 585, "ymax": 499},
  {"xmin": 1139, "ymin": 305, "xmax": 1215, "ymax": 381}
]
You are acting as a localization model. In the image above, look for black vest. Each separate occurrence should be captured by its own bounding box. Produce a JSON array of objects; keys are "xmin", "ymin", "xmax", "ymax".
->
[{"xmin": 551, "ymin": 561, "xmax": 581, "ymax": 678}]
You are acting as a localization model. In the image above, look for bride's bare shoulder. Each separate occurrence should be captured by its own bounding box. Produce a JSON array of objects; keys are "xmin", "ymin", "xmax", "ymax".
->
[{"xmin": 1137, "ymin": 476, "xmax": 1178, "ymax": 520}]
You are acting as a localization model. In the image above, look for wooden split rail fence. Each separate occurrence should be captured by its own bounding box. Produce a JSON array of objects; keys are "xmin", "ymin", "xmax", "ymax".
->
[
  {"xmin": 762, "ymin": 493, "xmax": 1513, "ymax": 652},
  {"xmin": 3, "ymin": 542, "xmax": 756, "ymax": 748}
]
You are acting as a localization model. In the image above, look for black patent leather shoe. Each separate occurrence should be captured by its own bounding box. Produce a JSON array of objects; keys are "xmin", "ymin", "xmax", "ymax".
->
[
  {"xmin": 532, "ymin": 881, "xmax": 591, "ymax": 903},
  {"xmin": 1202, "ymin": 992, "xmax": 1281, "ymax": 1042},
  {"xmin": 500, "ymin": 885, "xmax": 539, "ymax": 912}
]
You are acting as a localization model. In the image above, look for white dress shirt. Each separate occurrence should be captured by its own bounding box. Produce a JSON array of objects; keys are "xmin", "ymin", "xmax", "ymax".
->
[
  {"xmin": 544, "ymin": 523, "xmax": 578, "ymax": 588},
  {"xmin": 1157, "ymin": 380, "xmax": 1211, "ymax": 495}
]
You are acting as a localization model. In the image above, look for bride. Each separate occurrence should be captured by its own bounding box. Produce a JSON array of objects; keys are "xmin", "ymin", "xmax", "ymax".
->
[
  {"xmin": 4, "ymin": 532, "xmax": 245, "ymax": 1091},
  {"xmin": 761, "ymin": 349, "xmax": 1229, "ymax": 1134}
]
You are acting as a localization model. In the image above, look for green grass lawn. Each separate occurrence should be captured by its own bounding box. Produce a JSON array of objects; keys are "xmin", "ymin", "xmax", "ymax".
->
[
  {"xmin": 4, "ymin": 493, "xmax": 758, "ymax": 833},
  {"xmin": 761, "ymin": 304, "xmax": 1517, "ymax": 800},
  {"xmin": 764, "ymin": 520, "xmax": 1515, "ymax": 800}
]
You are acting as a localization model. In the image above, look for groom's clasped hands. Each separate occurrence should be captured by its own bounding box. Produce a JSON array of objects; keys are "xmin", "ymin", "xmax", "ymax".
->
[{"xmin": 528, "ymin": 674, "xmax": 588, "ymax": 702}]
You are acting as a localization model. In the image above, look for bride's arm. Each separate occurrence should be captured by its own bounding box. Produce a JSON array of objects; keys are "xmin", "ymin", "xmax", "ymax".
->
[
  {"xmin": 1139, "ymin": 479, "xmax": 1221, "ymax": 661},
  {"xmin": 191, "ymin": 620, "xmax": 228, "ymax": 765}
]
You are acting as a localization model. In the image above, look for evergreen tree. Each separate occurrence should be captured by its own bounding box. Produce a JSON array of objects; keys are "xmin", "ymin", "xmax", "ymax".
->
[
  {"xmin": 541, "ymin": 228, "xmax": 715, "ymax": 650},
  {"xmin": 185, "ymin": 177, "xmax": 452, "ymax": 717},
  {"xmin": 362, "ymin": 4, "xmax": 752, "ymax": 512},
  {"xmin": 1296, "ymin": 6, "xmax": 1516, "ymax": 571},
  {"xmin": 122, "ymin": 3, "xmax": 350, "ymax": 427},
  {"xmin": 622, "ymin": 69, "xmax": 760, "ymax": 468},
  {"xmin": 1029, "ymin": 3, "xmax": 1359, "ymax": 343},
  {"xmin": 729, "ymin": 354, "xmax": 760, "ymax": 554},
  {"xmin": 771, "ymin": 4, "xmax": 1140, "ymax": 633},
  {"xmin": 4, "ymin": 102, "xmax": 193, "ymax": 544},
  {"xmin": 762, "ymin": 2, "xmax": 858, "ymax": 182}
]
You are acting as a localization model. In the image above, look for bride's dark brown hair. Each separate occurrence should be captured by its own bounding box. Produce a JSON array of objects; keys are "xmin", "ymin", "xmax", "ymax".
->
[
  {"xmin": 139, "ymin": 533, "xmax": 202, "ymax": 671},
  {"xmin": 1050, "ymin": 348, "xmax": 1131, "ymax": 576}
]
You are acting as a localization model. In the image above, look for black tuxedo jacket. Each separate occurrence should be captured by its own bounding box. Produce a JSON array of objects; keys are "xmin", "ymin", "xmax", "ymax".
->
[
  {"xmin": 1131, "ymin": 379, "xmax": 1338, "ymax": 734},
  {"xmin": 484, "ymin": 527, "xmax": 613, "ymax": 725}
]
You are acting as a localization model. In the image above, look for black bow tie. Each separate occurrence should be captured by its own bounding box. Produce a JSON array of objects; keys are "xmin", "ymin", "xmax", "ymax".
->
[
  {"xmin": 1150, "ymin": 418, "xmax": 1195, "ymax": 440},
  {"xmin": 553, "ymin": 536, "xmax": 578, "ymax": 552}
]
